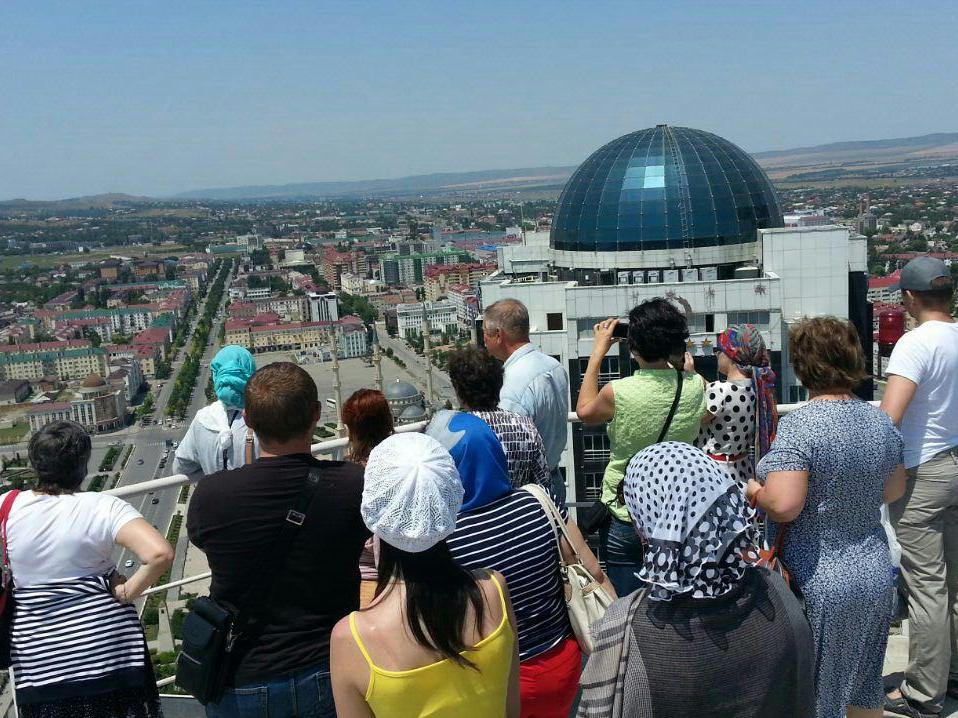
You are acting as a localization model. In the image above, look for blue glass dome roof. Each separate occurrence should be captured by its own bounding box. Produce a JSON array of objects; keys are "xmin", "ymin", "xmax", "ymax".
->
[{"xmin": 551, "ymin": 125, "xmax": 783, "ymax": 253}]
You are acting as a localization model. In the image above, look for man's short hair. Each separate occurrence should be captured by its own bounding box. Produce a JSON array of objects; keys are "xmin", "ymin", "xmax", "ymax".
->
[
  {"xmin": 245, "ymin": 362, "xmax": 318, "ymax": 443},
  {"xmin": 909, "ymin": 275, "xmax": 954, "ymax": 312},
  {"xmin": 483, "ymin": 299, "xmax": 529, "ymax": 340}
]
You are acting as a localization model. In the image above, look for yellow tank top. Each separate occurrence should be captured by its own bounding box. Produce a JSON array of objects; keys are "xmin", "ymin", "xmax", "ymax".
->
[{"xmin": 349, "ymin": 574, "xmax": 515, "ymax": 718}]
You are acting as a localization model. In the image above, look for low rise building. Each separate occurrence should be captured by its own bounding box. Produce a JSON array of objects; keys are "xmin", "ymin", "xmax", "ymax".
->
[
  {"xmin": 0, "ymin": 380, "xmax": 30, "ymax": 406},
  {"xmin": 0, "ymin": 344, "xmax": 109, "ymax": 382},
  {"xmin": 396, "ymin": 301, "xmax": 458, "ymax": 339},
  {"xmin": 27, "ymin": 374, "xmax": 126, "ymax": 434}
]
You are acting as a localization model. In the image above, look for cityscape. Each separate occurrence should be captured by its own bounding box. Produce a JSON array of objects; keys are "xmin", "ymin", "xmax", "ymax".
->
[{"xmin": 2, "ymin": 2, "xmax": 957, "ymax": 717}]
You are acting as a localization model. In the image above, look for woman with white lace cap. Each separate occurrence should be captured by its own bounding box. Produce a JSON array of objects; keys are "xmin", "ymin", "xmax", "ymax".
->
[
  {"xmin": 171, "ymin": 345, "xmax": 258, "ymax": 479},
  {"xmin": 577, "ymin": 442, "xmax": 814, "ymax": 718},
  {"xmin": 330, "ymin": 432, "xmax": 520, "ymax": 718}
]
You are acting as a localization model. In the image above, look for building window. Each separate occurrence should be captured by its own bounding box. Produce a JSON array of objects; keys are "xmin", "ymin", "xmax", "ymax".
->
[
  {"xmin": 582, "ymin": 472, "xmax": 604, "ymax": 501},
  {"xmin": 547, "ymin": 312, "xmax": 564, "ymax": 331},
  {"xmin": 726, "ymin": 311, "xmax": 770, "ymax": 327},
  {"xmin": 581, "ymin": 432, "xmax": 611, "ymax": 463},
  {"xmin": 578, "ymin": 356, "xmax": 620, "ymax": 386}
]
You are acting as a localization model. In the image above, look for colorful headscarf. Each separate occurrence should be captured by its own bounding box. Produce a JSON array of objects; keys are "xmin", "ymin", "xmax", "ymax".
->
[
  {"xmin": 210, "ymin": 345, "xmax": 256, "ymax": 409},
  {"xmin": 717, "ymin": 324, "xmax": 778, "ymax": 458},
  {"xmin": 425, "ymin": 411, "xmax": 512, "ymax": 513},
  {"xmin": 623, "ymin": 442, "xmax": 758, "ymax": 601}
]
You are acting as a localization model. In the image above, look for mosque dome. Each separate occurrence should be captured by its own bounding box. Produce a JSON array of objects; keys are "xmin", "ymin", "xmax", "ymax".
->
[
  {"xmin": 384, "ymin": 380, "xmax": 420, "ymax": 402},
  {"xmin": 551, "ymin": 125, "xmax": 783, "ymax": 254}
]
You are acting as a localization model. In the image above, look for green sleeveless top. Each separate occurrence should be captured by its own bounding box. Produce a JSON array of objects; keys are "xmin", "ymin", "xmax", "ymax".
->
[{"xmin": 601, "ymin": 370, "xmax": 708, "ymax": 522}]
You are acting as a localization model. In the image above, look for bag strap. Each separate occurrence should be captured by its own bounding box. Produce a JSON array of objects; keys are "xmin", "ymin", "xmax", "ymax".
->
[
  {"xmin": 1, "ymin": 490, "xmax": 21, "ymax": 596},
  {"xmin": 232, "ymin": 466, "xmax": 322, "ymax": 638},
  {"xmin": 521, "ymin": 484, "xmax": 584, "ymax": 567},
  {"xmin": 224, "ymin": 410, "xmax": 240, "ymax": 471},
  {"xmin": 244, "ymin": 433, "xmax": 255, "ymax": 465},
  {"xmin": 656, "ymin": 368, "xmax": 684, "ymax": 444}
]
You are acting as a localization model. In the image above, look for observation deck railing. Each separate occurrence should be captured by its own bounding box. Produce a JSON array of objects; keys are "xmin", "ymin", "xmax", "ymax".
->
[{"xmin": 2, "ymin": 401, "xmax": 874, "ymax": 708}]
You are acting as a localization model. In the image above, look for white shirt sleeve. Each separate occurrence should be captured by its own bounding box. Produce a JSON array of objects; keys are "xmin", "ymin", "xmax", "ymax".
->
[
  {"xmin": 101, "ymin": 495, "xmax": 144, "ymax": 541},
  {"xmin": 885, "ymin": 333, "xmax": 928, "ymax": 386}
]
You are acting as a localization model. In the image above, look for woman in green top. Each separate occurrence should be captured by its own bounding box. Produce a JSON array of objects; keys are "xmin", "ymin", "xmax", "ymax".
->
[{"xmin": 576, "ymin": 298, "xmax": 708, "ymax": 596}]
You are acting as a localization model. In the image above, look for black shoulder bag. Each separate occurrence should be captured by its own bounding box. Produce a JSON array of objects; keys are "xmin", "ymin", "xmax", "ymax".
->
[
  {"xmin": 176, "ymin": 466, "xmax": 321, "ymax": 705},
  {"xmin": 578, "ymin": 368, "xmax": 684, "ymax": 535}
]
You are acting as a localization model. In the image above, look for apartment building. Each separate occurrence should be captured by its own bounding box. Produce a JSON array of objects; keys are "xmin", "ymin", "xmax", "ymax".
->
[
  {"xmin": 0, "ymin": 345, "xmax": 109, "ymax": 381},
  {"xmin": 395, "ymin": 301, "xmax": 458, "ymax": 338}
]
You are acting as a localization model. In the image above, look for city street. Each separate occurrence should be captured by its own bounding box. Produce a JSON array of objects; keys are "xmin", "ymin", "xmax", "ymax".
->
[{"xmin": 375, "ymin": 321, "xmax": 457, "ymax": 406}]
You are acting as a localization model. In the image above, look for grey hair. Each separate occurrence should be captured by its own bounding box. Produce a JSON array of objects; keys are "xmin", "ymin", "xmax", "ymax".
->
[
  {"xmin": 483, "ymin": 299, "xmax": 529, "ymax": 340},
  {"xmin": 28, "ymin": 420, "xmax": 91, "ymax": 494}
]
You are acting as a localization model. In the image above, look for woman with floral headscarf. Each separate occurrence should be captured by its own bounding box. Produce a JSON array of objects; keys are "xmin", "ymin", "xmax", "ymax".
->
[
  {"xmin": 695, "ymin": 324, "xmax": 779, "ymax": 490},
  {"xmin": 577, "ymin": 442, "xmax": 814, "ymax": 718}
]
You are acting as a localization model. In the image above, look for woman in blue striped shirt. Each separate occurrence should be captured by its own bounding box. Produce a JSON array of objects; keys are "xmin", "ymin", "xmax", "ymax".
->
[{"xmin": 427, "ymin": 411, "xmax": 613, "ymax": 718}]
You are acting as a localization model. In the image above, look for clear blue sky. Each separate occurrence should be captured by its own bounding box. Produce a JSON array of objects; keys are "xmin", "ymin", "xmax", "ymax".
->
[{"xmin": 1, "ymin": 0, "xmax": 954, "ymax": 200}]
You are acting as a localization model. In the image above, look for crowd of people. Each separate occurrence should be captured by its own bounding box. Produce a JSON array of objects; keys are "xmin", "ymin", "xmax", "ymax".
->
[{"xmin": 1, "ymin": 255, "xmax": 955, "ymax": 718}]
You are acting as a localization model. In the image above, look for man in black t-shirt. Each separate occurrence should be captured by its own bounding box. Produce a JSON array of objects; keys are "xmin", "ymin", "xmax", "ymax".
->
[{"xmin": 187, "ymin": 362, "xmax": 368, "ymax": 718}]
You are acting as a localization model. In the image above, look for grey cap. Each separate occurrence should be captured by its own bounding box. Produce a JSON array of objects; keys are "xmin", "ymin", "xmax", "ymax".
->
[{"xmin": 898, "ymin": 256, "xmax": 951, "ymax": 291}]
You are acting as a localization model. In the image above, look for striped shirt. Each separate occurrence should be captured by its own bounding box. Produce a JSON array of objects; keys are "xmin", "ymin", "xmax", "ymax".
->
[
  {"xmin": 11, "ymin": 575, "xmax": 150, "ymax": 704},
  {"xmin": 447, "ymin": 490, "xmax": 572, "ymax": 661},
  {"xmin": 471, "ymin": 410, "xmax": 551, "ymax": 489}
]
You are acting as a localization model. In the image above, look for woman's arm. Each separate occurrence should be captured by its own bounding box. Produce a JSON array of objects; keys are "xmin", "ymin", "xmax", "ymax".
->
[
  {"xmin": 330, "ymin": 617, "xmax": 375, "ymax": 718},
  {"xmin": 885, "ymin": 464, "xmax": 908, "ymax": 504},
  {"xmin": 559, "ymin": 519, "xmax": 617, "ymax": 599},
  {"xmin": 746, "ymin": 472, "xmax": 809, "ymax": 524},
  {"xmin": 576, "ymin": 318, "xmax": 618, "ymax": 424},
  {"xmin": 113, "ymin": 519, "xmax": 174, "ymax": 602}
]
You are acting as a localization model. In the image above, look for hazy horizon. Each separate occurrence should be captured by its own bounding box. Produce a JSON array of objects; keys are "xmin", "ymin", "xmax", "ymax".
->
[{"xmin": 3, "ymin": 0, "xmax": 956, "ymax": 201}]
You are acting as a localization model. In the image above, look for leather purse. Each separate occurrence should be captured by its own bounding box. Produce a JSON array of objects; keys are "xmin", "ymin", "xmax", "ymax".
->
[
  {"xmin": 523, "ymin": 483, "xmax": 614, "ymax": 655},
  {"xmin": 176, "ymin": 467, "xmax": 321, "ymax": 704}
]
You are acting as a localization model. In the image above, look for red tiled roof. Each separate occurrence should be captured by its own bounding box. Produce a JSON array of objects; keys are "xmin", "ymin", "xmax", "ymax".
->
[
  {"xmin": 0, "ymin": 340, "xmax": 91, "ymax": 354},
  {"xmin": 28, "ymin": 402, "xmax": 72, "ymax": 414},
  {"xmin": 868, "ymin": 270, "xmax": 901, "ymax": 289},
  {"xmin": 133, "ymin": 328, "xmax": 170, "ymax": 344}
]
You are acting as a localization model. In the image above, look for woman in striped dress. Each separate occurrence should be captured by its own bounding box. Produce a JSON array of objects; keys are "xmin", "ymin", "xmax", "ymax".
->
[
  {"xmin": 5, "ymin": 421, "xmax": 174, "ymax": 718},
  {"xmin": 426, "ymin": 411, "xmax": 614, "ymax": 718}
]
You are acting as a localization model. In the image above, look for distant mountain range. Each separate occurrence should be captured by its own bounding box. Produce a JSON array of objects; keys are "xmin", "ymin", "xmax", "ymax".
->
[
  {"xmin": 4, "ymin": 132, "xmax": 958, "ymax": 207},
  {"xmin": 0, "ymin": 193, "xmax": 152, "ymax": 213}
]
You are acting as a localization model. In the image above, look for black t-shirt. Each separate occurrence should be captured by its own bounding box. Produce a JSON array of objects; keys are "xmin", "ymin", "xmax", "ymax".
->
[
  {"xmin": 187, "ymin": 453, "xmax": 368, "ymax": 686},
  {"xmin": 632, "ymin": 569, "xmax": 815, "ymax": 718}
]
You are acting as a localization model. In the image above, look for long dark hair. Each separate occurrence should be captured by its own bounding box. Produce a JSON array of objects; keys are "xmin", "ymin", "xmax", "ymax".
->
[
  {"xmin": 342, "ymin": 389, "xmax": 394, "ymax": 464},
  {"xmin": 375, "ymin": 540, "xmax": 486, "ymax": 669}
]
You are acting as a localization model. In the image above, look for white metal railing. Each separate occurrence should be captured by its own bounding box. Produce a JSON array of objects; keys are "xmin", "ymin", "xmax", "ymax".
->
[
  {"xmin": 114, "ymin": 401, "xmax": 862, "ymax": 598},
  {"xmin": 95, "ymin": 400, "xmax": 875, "ymax": 699}
]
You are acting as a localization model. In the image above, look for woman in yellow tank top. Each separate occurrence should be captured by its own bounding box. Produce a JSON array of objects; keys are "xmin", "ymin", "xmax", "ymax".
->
[{"xmin": 330, "ymin": 432, "xmax": 520, "ymax": 718}]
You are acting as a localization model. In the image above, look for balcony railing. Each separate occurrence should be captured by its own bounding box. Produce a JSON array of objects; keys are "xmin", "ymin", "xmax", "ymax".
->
[{"xmin": 1, "ymin": 400, "xmax": 872, "ymax": 710}]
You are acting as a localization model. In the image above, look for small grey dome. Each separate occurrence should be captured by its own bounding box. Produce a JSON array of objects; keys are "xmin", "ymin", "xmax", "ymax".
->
[
  {"xmin": 399, "ymin": 404, "xmax": 427, "ymax": 420},
  {"xmin": 384, "ymin": 380, "xmax": 420, "ymax": 401}
]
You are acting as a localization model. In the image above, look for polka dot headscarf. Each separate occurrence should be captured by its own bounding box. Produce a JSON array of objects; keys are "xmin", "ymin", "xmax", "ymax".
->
[{"xmin": 623, "ymin": 442, "xmax": 758, "ymax": 601}]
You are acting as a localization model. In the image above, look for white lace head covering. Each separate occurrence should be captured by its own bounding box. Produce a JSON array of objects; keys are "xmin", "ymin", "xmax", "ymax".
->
[
  {"xmin": 623, "ymin": 442, "xmax": 758, "ymax": 601},
  {"xmin": 362, "ymin": 432, "xmax": 464, "ymax": 553}
]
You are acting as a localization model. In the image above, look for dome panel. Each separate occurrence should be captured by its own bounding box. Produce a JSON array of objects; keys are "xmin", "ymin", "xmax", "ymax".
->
[{"xmin": 551, "ymin": 126, "xmax": 784, "ymax": 255}]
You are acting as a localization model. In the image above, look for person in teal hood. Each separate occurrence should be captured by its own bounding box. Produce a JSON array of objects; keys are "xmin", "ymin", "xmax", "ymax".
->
[{"xmin": 171, "ymin": 346, "xmax": 258, "ymax": 479}]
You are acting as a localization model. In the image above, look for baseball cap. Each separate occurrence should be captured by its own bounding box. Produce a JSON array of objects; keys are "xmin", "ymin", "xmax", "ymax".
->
[
  {"xmin": 362, "ymin": 432, "xmax": 464, "ymax": 553},
  {"xmin": 898, "ymin": 256, "xmax": 951, "ymax": 292}
]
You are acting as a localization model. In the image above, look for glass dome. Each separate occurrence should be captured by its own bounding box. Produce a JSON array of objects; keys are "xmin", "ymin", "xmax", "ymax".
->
[{"xmin": 551, "ymin": 125, "xmax": 783, "ymax": 253}]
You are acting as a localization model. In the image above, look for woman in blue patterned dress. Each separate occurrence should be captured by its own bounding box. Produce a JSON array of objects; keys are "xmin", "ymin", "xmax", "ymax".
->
[{"xmin": 749, "ymin": 317, "xmax": 907, "ymax": 718}]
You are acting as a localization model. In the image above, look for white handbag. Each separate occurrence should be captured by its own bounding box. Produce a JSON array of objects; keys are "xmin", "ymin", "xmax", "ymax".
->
[{"xmin": 522, "ymin": 484, "xmax": 614, "ymax": 655}]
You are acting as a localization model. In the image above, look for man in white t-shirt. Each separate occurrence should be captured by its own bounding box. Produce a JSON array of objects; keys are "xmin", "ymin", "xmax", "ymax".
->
[{"xmin": 881, "ymin": 256, "xmax": 958, "ymax": 718}]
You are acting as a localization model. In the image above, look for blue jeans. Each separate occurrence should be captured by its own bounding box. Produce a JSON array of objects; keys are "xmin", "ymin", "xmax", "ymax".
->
[
  {"xmin": 205, "ymin": 663, "xmax": 336, "ymax": 718},
  {"xmin": 599, "ymin": 516, "xmax": 645, "ymax": 596},
  {"xmin": 551, "ymin": 468, "xmax": 567, "ymax": 507}
]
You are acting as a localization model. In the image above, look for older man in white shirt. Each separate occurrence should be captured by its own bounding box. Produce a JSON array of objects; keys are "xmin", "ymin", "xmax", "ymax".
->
[{"xmin": 482, "ymin": 298, "xmax": 570, "ymax": 502}]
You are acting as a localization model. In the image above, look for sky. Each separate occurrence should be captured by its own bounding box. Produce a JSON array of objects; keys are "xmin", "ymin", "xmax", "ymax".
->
[{"xmin": 1, "ymin": 0, "xmax": 955, "ymax": 200}]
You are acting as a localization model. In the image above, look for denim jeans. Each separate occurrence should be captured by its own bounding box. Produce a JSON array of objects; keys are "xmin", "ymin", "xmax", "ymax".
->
[
  {"xmin": 205, "ymin": 663, "xmax": 336, "ymax": 718},
  {"xmin": 551, "ymin": 468, "xmax": 567, "ymax": 507},
  {"xmin": 599, "ymin": 515, "xmax": 645, "ymax": 596}
]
